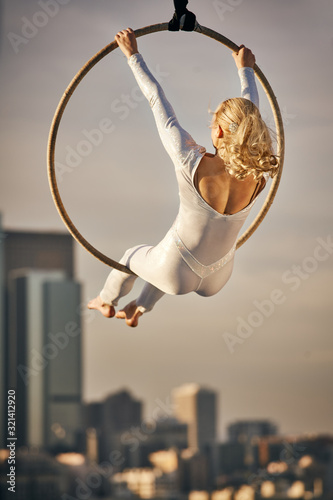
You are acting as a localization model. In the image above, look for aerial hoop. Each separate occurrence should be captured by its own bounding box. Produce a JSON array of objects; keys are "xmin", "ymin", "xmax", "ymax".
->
[{"xmin": 47, "ymin": 23, "xmax": 285, "ymax": 274}]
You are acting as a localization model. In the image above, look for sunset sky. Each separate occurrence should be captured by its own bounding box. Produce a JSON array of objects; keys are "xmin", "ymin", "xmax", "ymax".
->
[{"xmin": 1, "ymin": 0, "xmax": 332, "ymax": 440}]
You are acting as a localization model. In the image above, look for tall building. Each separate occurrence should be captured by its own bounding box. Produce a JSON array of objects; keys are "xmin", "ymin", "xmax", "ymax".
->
[
  {"xmin": 85, "ymin": 389, "xmax": 143, "ymax": 465},
  {"xmin": 227, "ymin": 419, "xmax": 278, "ymax": 471},
  {"xmin": 217, "ymin": 441, "xmax": 257, "ymax": 475},
  {"xmin": 172, "ymin": 383, "xmax": 217, "ymax": 451},
  {"xmin": 227, "ymin": 419, "xmax": 278, "ymax": 444},
  {"xmin": 3, "ymin": 227, "xmax": 73, "ymax": 278},
  {"xmin": 0, "ymin": 213, "xmax": 82, "ymax": 451},
  {"xmin": 0, "ymin": 215, "xmax": 5, "ymax": 449},
  {"xmin": 9, "ymin": 268, "xmax": 82, "ymax": 451},
  {"xmin": 102, "ymin": 389, "xmax": 142, "ymax": 435},
  {"xmin": 134, "ymin": 418, "xmax": 188, "ymax": 468}
]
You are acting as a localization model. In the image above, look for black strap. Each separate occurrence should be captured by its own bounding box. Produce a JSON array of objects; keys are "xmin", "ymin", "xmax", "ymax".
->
[{"xmin": 168, "ymin": 0, "xmax": 196, "ymax": 31}]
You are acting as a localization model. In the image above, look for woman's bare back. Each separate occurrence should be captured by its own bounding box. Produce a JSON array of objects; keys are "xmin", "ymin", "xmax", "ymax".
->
[{"xmin": 194, "ymin": 154, "xmax": 266, "ymax": 215}]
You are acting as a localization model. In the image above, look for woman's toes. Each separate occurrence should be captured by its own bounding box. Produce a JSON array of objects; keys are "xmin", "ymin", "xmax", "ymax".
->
[
  {"xmin": 87, "ymin": 296, "xmax": 115, "ymax": 318},
  {"xmin": 115, "ymin": 310, "xmax": 126, "ymax": 319},
  {"xmin": 115, "ymin": 301, "xmax": 142, "ymax": 327}
]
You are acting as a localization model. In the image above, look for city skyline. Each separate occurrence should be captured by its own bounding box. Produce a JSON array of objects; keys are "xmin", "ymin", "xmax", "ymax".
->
[
  {"xmin": 83, "ymin": 382, "xmax": 327, "ymax": 445},
  {"xmin": 0, "ymin": 0, "xmax": 332, "ymax": 444},
  {"xmin": 0, "ymin": 215, "xmax": 307, "ymax": 450}
]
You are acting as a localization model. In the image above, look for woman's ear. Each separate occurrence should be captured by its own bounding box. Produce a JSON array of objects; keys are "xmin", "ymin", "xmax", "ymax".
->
[{"xmin": 216, "ymin": 125, "xmax": 224, "ymax": 138}]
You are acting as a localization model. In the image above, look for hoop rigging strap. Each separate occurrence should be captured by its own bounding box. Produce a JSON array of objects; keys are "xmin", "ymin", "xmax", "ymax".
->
[
  {"xmin": 47, "ymin": 23, "xmax": 285, "ymax": 274},
  {"xmin": 168, "ymin": 0, "xmax": 196, "ymax": 31}
]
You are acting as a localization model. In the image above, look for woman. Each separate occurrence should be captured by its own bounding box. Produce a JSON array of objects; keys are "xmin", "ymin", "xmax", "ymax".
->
[{"xmin": 88, "ymin": 28, "xmax": 278, "ymax": 327}]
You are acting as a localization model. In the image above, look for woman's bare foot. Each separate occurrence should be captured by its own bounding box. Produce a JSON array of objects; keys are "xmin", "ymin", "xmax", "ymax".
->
[
  {"xmin": 87, "ymin": 296, "xmax": 115, "ymax": 318},
  {"xmin": 115, "ymin": 300, "xmax": 143, "ymax": 327}
]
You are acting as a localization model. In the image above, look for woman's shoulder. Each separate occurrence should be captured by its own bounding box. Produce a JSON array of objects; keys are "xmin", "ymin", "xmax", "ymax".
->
[
  {"xmin": 196, "ymin": 154, "xmax": 228, "ymax": 178},
  {"xmin": 194, "ymin": 156, "xmax": 267, "ymax": 215}
]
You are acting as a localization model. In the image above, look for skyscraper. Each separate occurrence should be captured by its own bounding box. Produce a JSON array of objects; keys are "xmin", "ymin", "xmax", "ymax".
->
[
  {"xmin": 3, "ymin": 227, "xmax": 73, "ymax": 278},
  {"xmin": 102, "ymin": 389, "xmax": 142, "ymax": 433},
  {"xmin": 227, "ymin": 419, "xmax": 278, "ymax": 470},
  {"xmin": 0, "ymin": 213, "xmax": 82, "ymax": 451},
  {"xmin": 86, "ymin": 389, "xmax": 143, "ymax": 464},
  {"xmin": 0, "ymin": 215, "xmax": 5, "ymax": 449},
  {"xmin": 172, "ymin": 383, "xmax": 217, "ymax": 451},
  {"xmin": 227, "ymin": 419, "xmax": 278, "ymax": 444},
  {"xmin": 9, "ymin": 269, "xmax": 82, "ymax": 450}
]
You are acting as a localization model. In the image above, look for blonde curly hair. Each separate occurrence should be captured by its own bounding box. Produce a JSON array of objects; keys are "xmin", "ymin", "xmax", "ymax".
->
[{"xmin": 211, "ymin": 97, "xmax": 279, "ymax": 181}]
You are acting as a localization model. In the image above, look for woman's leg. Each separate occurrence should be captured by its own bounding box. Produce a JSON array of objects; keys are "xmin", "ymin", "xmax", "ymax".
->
[
  {"xmin": 99, "ymin": 255, "xmax": 137, "ymax": 306},
  {"xmin": 116, "ymin": 282, "xmax": 166, "ymax": 327},
  {"xmin": 99, "ymin": 245, "xmax": 155, "ymax": 305},
  {"xmin": 88, "ymin": 246, "xmax": 146, "ymax": 318},
  {"xmin": 88, "ymin": 245, "xmax": 166, "ymax": 326},
  {"xmin": 136, "ymin": 282, "xmax": 166, "ymax": 312}
]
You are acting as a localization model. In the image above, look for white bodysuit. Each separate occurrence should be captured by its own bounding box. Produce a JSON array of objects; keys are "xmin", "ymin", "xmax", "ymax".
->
[{"xmin": 100, "ymin": 53, "xmax": 261, "ymax": 313}]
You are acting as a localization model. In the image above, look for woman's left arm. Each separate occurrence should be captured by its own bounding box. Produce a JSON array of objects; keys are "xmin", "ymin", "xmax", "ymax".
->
[
  {"xmin": 238, "ymin": 67, "xmax": 259, "ymax": 108},
  {"xmin": 233, "ymin": 45, "xmax": 259, "ymax": 108},
  {"xmin": 115, "ymin": 29, "xmax": 204, "ymax": 170},
  {"xmin": 128, "ymin": 53, "xmax": 204, "ymax": 169}
]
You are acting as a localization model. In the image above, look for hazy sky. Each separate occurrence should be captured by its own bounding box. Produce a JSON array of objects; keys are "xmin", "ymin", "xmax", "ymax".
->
[{"xmin": 1, "ymin": 0, "xmax": 332, "ymax": 441}]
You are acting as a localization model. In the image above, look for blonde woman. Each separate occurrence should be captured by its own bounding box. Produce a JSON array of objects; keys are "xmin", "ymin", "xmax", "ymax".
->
[{"xmin": 88, "ymin": 28, "xmax": 278, "ymax": 327}]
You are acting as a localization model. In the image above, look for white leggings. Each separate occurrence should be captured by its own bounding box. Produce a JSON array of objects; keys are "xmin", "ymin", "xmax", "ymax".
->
[{"xmin": 99, "ymin": 235, "xmax": 235, "ymax": 313}]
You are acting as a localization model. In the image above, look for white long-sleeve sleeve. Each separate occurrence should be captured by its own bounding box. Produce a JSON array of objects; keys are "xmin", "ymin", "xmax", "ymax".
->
[
  {"xmin": 238, "ymin": 66, "xmax": 259, "ymax": 108},
  {"xmin": 127, "ymin": 53, "xmax": 205, "ymax": 170}
]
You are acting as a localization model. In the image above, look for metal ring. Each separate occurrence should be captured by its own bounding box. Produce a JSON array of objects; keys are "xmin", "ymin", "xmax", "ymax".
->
[{"xmin": 47, "ymin": 23, "xmax": 284, "ymax": 273}]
